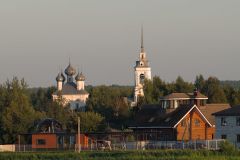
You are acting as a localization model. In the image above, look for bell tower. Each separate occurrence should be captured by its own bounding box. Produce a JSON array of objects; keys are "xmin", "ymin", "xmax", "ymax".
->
[{"xmin": 133, "ymin": 27, "xmax": 152, "ymax": 104}]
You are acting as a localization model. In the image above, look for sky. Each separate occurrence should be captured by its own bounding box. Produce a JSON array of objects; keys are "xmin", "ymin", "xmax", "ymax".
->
[{"xmin": 0, "ymin": 0, "xmax": 240, "ymax": 87}]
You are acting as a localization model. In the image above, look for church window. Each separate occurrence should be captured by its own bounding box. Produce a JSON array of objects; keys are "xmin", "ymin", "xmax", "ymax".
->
[{"xmin": 140, "ymin": 74, "xmax": 145, "ymax": 84}]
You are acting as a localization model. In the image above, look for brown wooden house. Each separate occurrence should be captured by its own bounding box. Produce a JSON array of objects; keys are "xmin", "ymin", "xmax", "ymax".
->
[{"xmin": 129, "ymin": 91, "xmax": 230, "ymax": 141}]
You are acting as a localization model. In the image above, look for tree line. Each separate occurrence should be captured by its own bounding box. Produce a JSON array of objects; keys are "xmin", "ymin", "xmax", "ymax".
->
[
  {"xmin": 143, "ymin": 75, "xmax": 240, "ymax": 106},
  {"xmin": 0, "ymin": 75, "xmax": 240, "ymax": 144}
]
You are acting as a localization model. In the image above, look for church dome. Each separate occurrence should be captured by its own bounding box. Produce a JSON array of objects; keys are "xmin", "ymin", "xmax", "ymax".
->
[
  {"xmin": 75, "ymin": 72, "xmax": 85, "ymax": 81},
  {"xmin": 56, "ymin": 72, "xmax": 64, "ymax": 82},
  {"xmin": 61, "ymin": 72, "xmax": 66, "ymax": 82},
  {"xmin": 65, "ymin": 63, "xmax": 76, "ymax": 76}
]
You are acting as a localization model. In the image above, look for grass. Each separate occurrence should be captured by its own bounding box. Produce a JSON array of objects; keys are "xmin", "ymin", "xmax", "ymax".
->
[{"xmin": 0, "ymin": 150, "xmax": 240, "ymax": 160}]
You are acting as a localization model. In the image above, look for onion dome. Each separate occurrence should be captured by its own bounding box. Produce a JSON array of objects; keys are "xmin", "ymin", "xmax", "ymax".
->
[
  {"xmin": 64, "ymin": 63, "xmax": 76, "ymax": 76},
  {"xmin": 75, "ymin": 72, "xmax": 85, "ymax": 81},
  {"xmin": 56, "ymin": 72, "xmax": 64, "ymax": 82},
  {"xmin": 61, "ymin": 72, "xmax": 66, "ymax": 82}
]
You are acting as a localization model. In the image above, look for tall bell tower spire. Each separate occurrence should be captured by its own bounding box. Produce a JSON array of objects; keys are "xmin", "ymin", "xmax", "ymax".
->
[
  {"xmin": 132, "ymin": 27, "xmax": 152, "ymax": 106},
  {"xmin": 141, "ymin": 26, "xmax": 144, "ymax": 53}
]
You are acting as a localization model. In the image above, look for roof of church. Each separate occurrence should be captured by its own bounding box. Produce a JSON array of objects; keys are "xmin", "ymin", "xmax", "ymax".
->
[
  {"xmin": 56, "ymin": 72, "xmax": 64, "ymax": 82},
  {"xmin": 65, "ymin": 63, "xmax": 76, "ymax": 76},
  {"xmin": 53, "ymin": 82, "xmax": 89, "ymax": 95},
  {"xmin": 75, "ymin": 72, "xmax": 85, "ymax": 81}
]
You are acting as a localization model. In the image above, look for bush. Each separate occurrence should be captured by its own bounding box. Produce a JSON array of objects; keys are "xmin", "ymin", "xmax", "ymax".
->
[{"xmin": 219, "ymin": 140, "xmax": 238, "ymax": 155}]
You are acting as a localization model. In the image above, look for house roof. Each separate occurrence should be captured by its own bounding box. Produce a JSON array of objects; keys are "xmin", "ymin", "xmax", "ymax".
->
[
  {"xmin": 129, "ymin": 104, "xmax": 211, "ymax": 128},
  {"xmin": 188, "ymin": 92, "xmax": 208, "ymax": 99},
  {"xmin": 53, "ymin": 82, "xmax": 89, "ymax": 95},
  {"xmin": 160, "ymin": 92, "xmax": 208, "ymax": 100},
  {"xmin": 212, "ymin": 105, "xmax": 240, "ymax": 116},
  {"xmin": 200, "ymin": 104, "xmax": 230, "ymax": 124},
  {"xmin": 160, "ymin": 93, "xmax": 190, "ymax": 99}
]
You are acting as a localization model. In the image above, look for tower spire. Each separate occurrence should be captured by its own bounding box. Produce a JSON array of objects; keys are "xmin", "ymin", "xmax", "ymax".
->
[{"xmin": 141, "ymin": 26, "xmax": 144, "ymax": 53}]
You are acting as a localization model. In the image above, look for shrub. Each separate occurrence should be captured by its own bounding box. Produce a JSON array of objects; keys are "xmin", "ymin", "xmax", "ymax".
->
[{"xmin": 219, "ymin": 140, "xmax": 238, "ymax": 155}]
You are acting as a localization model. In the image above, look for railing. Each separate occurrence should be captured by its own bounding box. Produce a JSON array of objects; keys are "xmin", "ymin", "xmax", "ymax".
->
[{"xmin": 4, "ymin": 139, "xmax": 225, "ymax": 152}]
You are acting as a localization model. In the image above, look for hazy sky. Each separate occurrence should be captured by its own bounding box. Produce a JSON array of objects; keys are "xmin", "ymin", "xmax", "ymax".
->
[{"xmin": 0, "ymin": 0, "xmax": 240, "ymax": 87}]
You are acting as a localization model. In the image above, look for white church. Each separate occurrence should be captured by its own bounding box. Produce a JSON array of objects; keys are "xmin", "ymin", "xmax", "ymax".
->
[
  {"xmin": 52, "ymin": 28, "xmax": 151, "ymax": 109},
  {"xmin": 133, "ymin": 28, "xmax": 152, "ymax": 106},
  {"xmin": 52, "ymin": 62, "xmax": 89, "ymax": 111}
]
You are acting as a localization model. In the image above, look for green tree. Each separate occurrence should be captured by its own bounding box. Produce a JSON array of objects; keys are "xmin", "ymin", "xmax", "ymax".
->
[
  {"xmin": 86, "ymin": 85, "xmax": 132, "ymax": 124},
  {"xmin": 44, "ymin": 101, "xmax": 72, "ymax": 130},
  {"xmin": 0, "ymin": 78, "xmax": 44, "ymax": 143},
  {"xmin": 143, "ymin": 79, "xmax": 155, "ymax": 104},
  {"xmin": 175, "ymin": 76, "xmax": 194, "ymax": 93},
  {"xmin": 202, "ymin": 77, "xmax": 227, "ymax": 103},
  {"xmin": 223, "ymin": 85, "xmax": 240, "ymax": 106},
  {"xmin": 74, "ymin": 112, "xmax": 105, "ymax": 132},
  {"xmin": 194, "ymin": 74, "xmax": 205, "ymax": 91}
]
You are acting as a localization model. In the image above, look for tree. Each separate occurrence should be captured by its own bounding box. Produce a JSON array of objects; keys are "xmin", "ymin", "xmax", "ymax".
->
[
  {"xmin": 223, "ymin": 85, "xmax": 240, "ymax": 106},
  {"xmin": 86, "ymin": 85, "xmax": 132, "ymax": 124},
  {"xmin": 73, "ymin": 112, "xmax": 105, "ymax": 132},
  {"xmin": 202, "ymin": 77, "xmax": 227, "ymax": 103},
  {"xmin": 143, "ymin": 79, "xmax": 155, "ymax": 104},
  {"xmin": 175, "ymin": 76, "xmax": 194, "ymax": 93},
  {"xmin": 0, "ymin": 78, "xmax": 44, "ymax": 143},
  {"xmin": 194, "ymin": 74, "xmax": 205, "ymax": 91}
]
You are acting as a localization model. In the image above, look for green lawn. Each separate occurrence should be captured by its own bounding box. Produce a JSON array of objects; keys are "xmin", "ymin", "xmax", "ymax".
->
[{"xmin": 0, "ymin": 150, "xmax": 240, "ymax": 160}]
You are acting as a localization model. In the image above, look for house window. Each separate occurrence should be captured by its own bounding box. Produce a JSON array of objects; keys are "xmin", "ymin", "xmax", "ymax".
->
[
  {"xmin": 36, "ymin": 139, "xmax": 46, "ymax": 145},
  {"xmin": 181, "ymin": 119, "xmax": 186, "ymax": 127},
  {"xmin": 221, "ymin": 135, "xmax": 227, "ymax": 139},
  {"xmin": 221, "ymin": 117, "xmax": 227, "ymax": 126},
  {"xmin": 194, "ymin": 119, "xmax": 200, "ymax": 127},
  {"xmin": 237, "ymin": 135, "xmax": 240, "ymax": 143},
  {"xmin": 236, "ymin": 117, "xmax": 240, "ymax": 126}
]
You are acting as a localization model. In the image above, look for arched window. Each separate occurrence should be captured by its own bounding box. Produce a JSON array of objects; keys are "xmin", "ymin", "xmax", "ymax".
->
[{"xmin": 140, "ymin": 74, "xmax": 145, "ymax": 84}]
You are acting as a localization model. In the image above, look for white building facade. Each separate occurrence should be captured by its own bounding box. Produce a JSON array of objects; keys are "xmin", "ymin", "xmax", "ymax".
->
[{"xmin": 213, "ymin": 106, "xmax": 240, "ymax": 147}]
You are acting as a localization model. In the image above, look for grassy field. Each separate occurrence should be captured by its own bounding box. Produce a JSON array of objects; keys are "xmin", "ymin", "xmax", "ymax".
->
[{"xmin": 0, "ymin": 150, "xmax": 240, "ymax": 160}]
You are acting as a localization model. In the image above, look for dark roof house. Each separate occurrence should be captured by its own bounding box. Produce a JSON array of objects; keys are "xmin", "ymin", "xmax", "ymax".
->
[{"xmin": 213, "ymin": 105, "xmax": 240, "ymax": 116}]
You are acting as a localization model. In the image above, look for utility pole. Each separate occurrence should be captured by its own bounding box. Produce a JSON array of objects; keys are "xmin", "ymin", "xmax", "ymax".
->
[
  {"xmin": 18, "ymin": 135, "xmax": 20, "ymax": 152},
  {"xmin": 78, "ymin": 116, "xmax": 81, "ymax": 153}
]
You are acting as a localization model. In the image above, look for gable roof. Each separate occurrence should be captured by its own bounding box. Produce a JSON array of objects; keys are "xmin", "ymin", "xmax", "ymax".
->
[
  {"xmin": 53, "ymin": 82, "xmax": 89, "ymax": 95},
  {"xmin": 200, "ymin": 103, "xmax": 230, "ymax": 125},
  {"xmin": 213, "ymin": 105, "xmax": 240, "ymax": 116},
  {"xmin": 129, "ymin": 104, "xmax": 212, "ymax": 129},
  {"xmin": 160, "ymin": 93, "xmax": 190, "ymax": 100},
  {"xmin": 160, "ymin": 92, "xmax": 208, "ymax": 100}
]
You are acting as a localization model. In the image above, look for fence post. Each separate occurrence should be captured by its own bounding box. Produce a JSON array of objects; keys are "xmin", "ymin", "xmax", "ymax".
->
[
  {"xmin": 216, "ymin": 140, "xmax": 218, "ymax": 150},
  {"xmin": 194, "ymin": 140, "xmax": 196, "ymax": 150}
]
